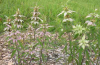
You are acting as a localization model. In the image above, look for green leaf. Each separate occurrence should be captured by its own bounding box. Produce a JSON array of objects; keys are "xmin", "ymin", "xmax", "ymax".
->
[
  {"xmin": 18, "ymin": 58, "xmax": 21, "ymax": 64},
  {"xmin": 33, "ymin": 43, "xmax": 39, "ymax": 49},
  {"xmin": 68, "ymin": 56, "xmax": 73, "ymax": 64},
  {"xmin": 86, "ymin": 60, "xmax": 89, "ymax": 65},
  {"xmin": 21, "ymin": 52, "xmax": 26, "ymax": 57},
  {"xmin": 11, "ymin": 50, "xmax": 16, "ymax": 57},
  {"xmin": 74, "ymin": 34, "xmax": 79, "ymax": 39},
  {"xmin": 18, "ymin": 41, "xmax": 24, "ymax": 49},
  {"xmin": 86, "ymin": 49, "xmax": 90, "ymax": 60},
  {"xmin": 42, "ymin": 53, "xmax": 45, "ymax": 62},
  {"xmin": 64, "ymin": 44, "xmax": 67, "ymax": 54},
  {"xmin": 75, "ymin": 58, "xmax": 78, "ymax": 65},
  {"xmin": 78, "ymin": 48, "xmax": 83, "ymax": 65},
  {"xmin": 9, "ymin": 46, "xmax": 15, "ymax": 49},
  {"xmin": 91, "ymin": 45, "xmax": 97, "ymax": 54}
]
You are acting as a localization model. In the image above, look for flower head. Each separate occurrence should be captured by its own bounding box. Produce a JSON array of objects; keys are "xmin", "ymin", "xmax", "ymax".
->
[
  {"xmin": 57, "ymin": 6, "xmax": 75, "ymax": 23},
  {"xmin": 73, "ymin": 25, "xmax": 86, "ymax": 35},
  {"xmin": 12, "ymin": 8, "xmax": 25, "ymax": 29},
  {"xmin": 79, "ymin": 35, "xmax": 89, "ymax": 49},
  {"xmin": 85, "ymin": 21, "xmax": 96, "ymax": 26},
  {"xmin": 31, "ymin": 6, "xmax": 43, "ymax": 25},
  {"xmin": 86, "ymin": 13, "xmax": 100, "ymax": 18},
  {"xmin": 63, "ymin": 18, "xmax": 74, "ymax": 22},
  {"xmin": 57, "ymin": 7, "xmax": 75, "ymax": 17}
]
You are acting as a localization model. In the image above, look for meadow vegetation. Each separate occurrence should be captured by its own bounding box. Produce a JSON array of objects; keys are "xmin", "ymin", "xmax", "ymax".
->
[{"xmin": 0, "ymin": 0, "xmax": 100, "ymax": 65}]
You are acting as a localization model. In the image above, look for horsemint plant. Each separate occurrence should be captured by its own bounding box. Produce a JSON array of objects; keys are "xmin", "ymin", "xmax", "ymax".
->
[
  {"xmin": 85, "ymin": 9, "xmax": 100, "ymax": 65},
  {"xmin": 13, "ymin": 8, "xmax": 25, "ymax": 29},
  {"xmin": 38, "ymin": 22, "xmax": 53, "ymax": 65},
  {"xmin": 4, "ymin": 9, "xmax": 27, "ymax": 65},
  {"xmin": 72, "ymin": 22, "xmax": 99, "ymax": 65},
  {"xmin": 72, "ymin": 9, "xmax": 100, "ymax": 65},
  {"xmin": 57, "ymin": 6, "xmax": 76, "ymax": 65},
  {"xmin": 72, "ymin": 24, "xmax": 90, "ymax": 65},
  {"xmin": 12, "ymin": 8, "xmax": 26, "ymax": 65},
  {"xmin": 31, "ymin": 5, "xmax": 43, "ymax": 41},
  {"xmin": 30, "ymin": 5, "xmax": 44, "ymax": 65}
]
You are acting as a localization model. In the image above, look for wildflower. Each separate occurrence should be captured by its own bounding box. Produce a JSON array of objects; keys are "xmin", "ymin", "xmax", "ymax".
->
[
  {"xmin": 85, "ymin": 21, "xmax": 96, "ymax": 26},
  {"xmin": 16, "ymin": 25, "xmax": 23, "ymax": 28},
  {"xmin": 63, "ymin": 18, "xmax": 74, "ymax": 22},
  {"xmin": 85, "ymin": 10, "xmax": 99, "ymax": 26},
  {"xmin": 7, "ymin": 30, "xmax": 23, "ymax": 43},
  {"xmin": 13, "ymin": 39, "xmax": 18, "ymax": 43},
  {"xmin": 57, "ymin": 6, "xmax": 75, "ymax": 23},
  {"xmin": 31, "ymin": 6, "xmax": 43, "ymax": 25},
  {"xmin": 73, "ymin": 25, "xmax": 86, "ymax": 35},
  {"xmin": 79, "ymin": 35, "xmax": 89, "ymax": 49},
  {"xmin": 12, "ymin": 8, "xmax": 25, "ymax": 29},
  {"xmin": 39, "ymin": 24, "xmax": 53, "ymax": 29},
  {"xmin": 3, "ymin": 16, "xmax": 12, "ymax": 32},
  {"xmin": 4, "ymin": 25, "xmax": 12, "ymax": 31},
  {"xmin": 27, "ymin": 25, "xmax": 34, "ymax": 31},
  {"xmin": 57, "ymin": 11, "xmax": 65, "ymax": 17},
  {"xmin": 31, "ymin": 21, "xmax": 39, "ymax": 25},
  {"xmin": 95, "ymin": 9, "xmax": 98, "ymax": 11},
  {"xmin": 86, "ymin": 13, "xmax": 100, "ymax": 18},
  {"xmin": 61, "ymin": 29, "xmax": 63, "ymax": 31},
  {"xmin": 57, "ymin": 7, "xmax": 75, "ymax": 17}
]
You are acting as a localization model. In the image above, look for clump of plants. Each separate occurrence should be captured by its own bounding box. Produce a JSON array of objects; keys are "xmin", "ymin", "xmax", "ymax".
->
[{"xmin": 3, "ymin": 5, "xmax": 100, "ymax": 65}]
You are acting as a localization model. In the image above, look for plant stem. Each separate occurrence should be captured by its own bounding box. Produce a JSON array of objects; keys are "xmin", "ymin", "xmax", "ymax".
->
[
  {"xmin": 68, "ymin": 32, "xmax": 74, "ymax": 64},
  {"xmin": 34, "ymin": 26, "xmax": 37, "ymax": 41},
  {"xmin": 15, "ymin": 41, "xmax": 21, "ymax": 65},
  {"xmin": 39, "ymin": 24, "xmax": 46, "ymax": 65},
  {"xmin": 96, "ymin": 53, "xmax": 100, "ymax": 65},
  {"xmin": 81, "ymin": 49, "xmax": 86, "ymax": 65}
]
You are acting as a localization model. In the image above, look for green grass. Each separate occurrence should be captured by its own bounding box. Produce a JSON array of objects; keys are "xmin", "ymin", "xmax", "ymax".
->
[{"xmin": 0, "ymin": 0, "xmax": 100, "ymax": 33}]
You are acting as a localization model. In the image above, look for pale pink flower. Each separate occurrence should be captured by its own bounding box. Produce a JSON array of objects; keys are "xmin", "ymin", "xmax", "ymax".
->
[
  {"xmin": 17, "ymin": 25, "xmax": 23, "ymax": 28},
  {"xmin": 85, "ymin": 21, "xmax": 96, "ymax": 26},
  {"xmin": 15, "ymin": 31, "xmax": 21, "ymax": 35},
  {"xmin": 17, "ymin": 36, "xmax": 22, "ymax": 40},
  {"xmin": 63, "ymin": 18, "xmax": 74, "ymax": 22},
  {"xmin": 13, "ymin": 39, "xmax": 17, "ymax": 43}
]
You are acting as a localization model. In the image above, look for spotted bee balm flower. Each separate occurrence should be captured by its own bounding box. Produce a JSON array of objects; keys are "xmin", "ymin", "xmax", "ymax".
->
[
  {"xmin": 86, "ymin": 13, "xmax": 100, "ymax": 19},
  {"xmin": 12, "ymin": 8, "xmax": 25, "ymax": 29},
  {"xmin": 63, "ymin": 18, "xmax": 74, "ymax": 22},
  {"xmin": 57, "ymin": 7, "xmax": 75, "ymax": 17},
  {"xmin": 85, "ymin": 9, "xmax": 100, "ymax": 26},
  {"xmin": 57, "ymin": 6, "xmax": 75, "ymax": 23},
  {"xmin": 79, "ymin": 35, "xmax": 89, "ymax": 49},
  {"xmin": 3, "ymin": 16, "xmax": 12, "ymax": 32},
  {"xmin": 85, "ymin": 20, "xmax": 96, "ymax": 26},
  {"xmin": 31, "ymin": 6, "xmax": 43, "ymax": 25}
]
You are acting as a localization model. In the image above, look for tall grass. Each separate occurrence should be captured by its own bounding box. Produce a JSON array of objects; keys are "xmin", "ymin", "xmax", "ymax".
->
[{"xmin": 0, "ymin": 0, "xmax": 100, "ymax": 33}]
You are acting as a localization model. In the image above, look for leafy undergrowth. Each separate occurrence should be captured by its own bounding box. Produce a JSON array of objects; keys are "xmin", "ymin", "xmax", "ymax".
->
[{"xmin": 1, "ymin": 4, "xmax": 100, "ymax": 65}]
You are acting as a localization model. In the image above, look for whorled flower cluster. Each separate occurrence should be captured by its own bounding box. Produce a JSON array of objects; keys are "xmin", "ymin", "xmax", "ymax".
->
[
  {"xmin": 3, "ymin": 16, "xmax": 12, "ymax": 32},
  {"xmin": 72, "ymin": 25, "xmax": 86, "ymax": 35},
  {"xmin": 31, "ymin": 6, "xmax": 43, "ymax": 25},
  {"xmin": 57, "ymin": 6, "xmax": 75, "ymax": 23},
  {"xmin": 79, "ymin": 35, "xmax": 89, "ymax": 49},
  {"xmin": 85, "ymin": 9, "xmax": 100, "ymax": 26},
  {"xmin": 12, "ymin": 8, "xmax": 25, "ymax": 29}
]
